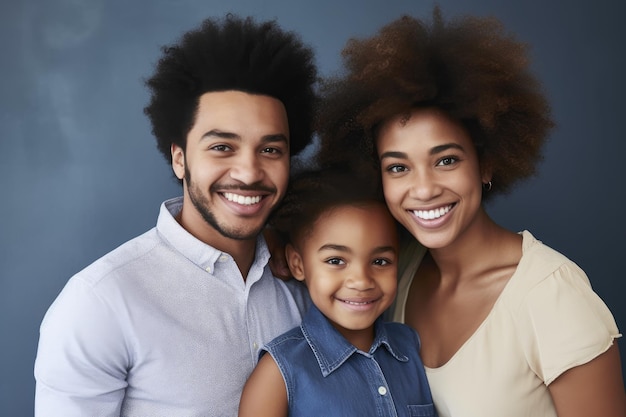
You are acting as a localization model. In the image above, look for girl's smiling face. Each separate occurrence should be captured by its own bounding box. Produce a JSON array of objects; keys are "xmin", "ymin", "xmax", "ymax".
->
[
  {"xmin": 286, "ymin": 202, "xmax": 398, "ymax": 349},
  {"xmin": 377, "ymin": 107, "xmax": 491, "ymax": 250}
]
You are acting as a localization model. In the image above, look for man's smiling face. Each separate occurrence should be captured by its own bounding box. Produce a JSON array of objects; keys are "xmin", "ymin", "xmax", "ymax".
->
[{"xmin": 172, "ymin": 90, "xmax": 290, "ymax": 245}]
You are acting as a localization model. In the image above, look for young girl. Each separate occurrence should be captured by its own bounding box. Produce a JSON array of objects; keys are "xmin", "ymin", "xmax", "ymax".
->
[
  {"xmin": 315, "ymin": 8, "xmax": 626, "ymax": 417},
  {"xmin": 239, "ymin": 168, "xmax": 437, "ymax": 417}
]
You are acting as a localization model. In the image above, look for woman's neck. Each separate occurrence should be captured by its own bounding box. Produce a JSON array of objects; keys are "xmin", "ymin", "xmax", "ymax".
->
[{"xmin": 428, "ymin": 210, "xmax": 520, "ymax": 285}]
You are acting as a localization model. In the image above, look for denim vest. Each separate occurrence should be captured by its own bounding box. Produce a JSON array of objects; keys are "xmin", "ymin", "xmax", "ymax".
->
[{"xmin": 261, "ymin": 305, "xmax": 438, "ymax": 417}]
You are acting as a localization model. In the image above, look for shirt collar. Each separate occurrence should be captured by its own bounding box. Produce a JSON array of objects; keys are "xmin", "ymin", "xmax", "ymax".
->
[
  {"xmin": 155, "ymin": 197, "xmax": 270, "ymax": 275},
  {"xmin": 300, "ymin": 305, "xmax": 409, "ymax": 377}
]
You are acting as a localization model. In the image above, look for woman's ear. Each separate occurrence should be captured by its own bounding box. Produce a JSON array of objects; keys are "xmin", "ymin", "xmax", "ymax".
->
[
  {"xmin": 285, "ymin": 244, "xmax": 305, "ymax": 282},
  {"xmin": 480, "ymin": 158, "xmax": 493, "ymax": 185},
  {"xmin": 480, "ymin": 158, "xmax": 493, "ymax": 189}
]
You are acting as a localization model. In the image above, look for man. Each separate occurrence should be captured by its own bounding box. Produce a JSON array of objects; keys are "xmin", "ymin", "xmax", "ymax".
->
[{"xmin": 34, "ymin": 15, "xmax": 317, "ymax": 416}]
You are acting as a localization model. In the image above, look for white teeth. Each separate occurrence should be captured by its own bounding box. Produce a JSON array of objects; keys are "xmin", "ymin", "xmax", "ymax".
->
[
  {"xmin": 344, "ymin": 300, "xmax": 371, "ymax": 305},
  {"xmin": 223, "ymin": 193, "xmax": 261, "ymax": 206},
  {"xmin": 413, "ymin": 205, "xmax": 452, "ymax": 220}
]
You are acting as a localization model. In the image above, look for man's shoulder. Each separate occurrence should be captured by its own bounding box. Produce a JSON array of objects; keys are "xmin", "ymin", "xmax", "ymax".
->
[
  {"xmin": 278, "ymin": 278, "xmax": 308, "ymax": 295},
  {"xmin": 75, "ymin": 227, "xmax": 161, "ymax": 287},
  {"xmin": 275, "ymin": 278, "xmax": 312, "ymax": 312}
]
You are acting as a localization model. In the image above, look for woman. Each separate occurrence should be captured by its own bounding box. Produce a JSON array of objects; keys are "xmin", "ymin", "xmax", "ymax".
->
[{"xmin": 315, "ymin": 7, "xmax": 626, "ymax": 417}]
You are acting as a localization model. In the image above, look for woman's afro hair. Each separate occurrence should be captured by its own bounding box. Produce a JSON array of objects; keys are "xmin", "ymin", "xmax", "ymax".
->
[
  {"xmin": 144, "ymin": 14, "xmax": 318, "ymax": 165},
  {"xmin": 316, "ymin": 7, "xmax": 554, "ymax": 197}
]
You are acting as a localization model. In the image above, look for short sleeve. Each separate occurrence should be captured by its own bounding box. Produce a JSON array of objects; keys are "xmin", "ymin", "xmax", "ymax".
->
[
  {"xmin": 516, "ymin": 261, "xmax": 621, "ymax": 385},
  {"xmin": 34, "ymin": 277, "xmax": 129, "ymax": 417}
]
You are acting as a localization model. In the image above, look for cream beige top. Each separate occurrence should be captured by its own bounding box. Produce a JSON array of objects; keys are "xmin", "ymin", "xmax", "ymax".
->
[{"xmin": 392, "ymin": 230, "xmax": 621, "ymax": 417}]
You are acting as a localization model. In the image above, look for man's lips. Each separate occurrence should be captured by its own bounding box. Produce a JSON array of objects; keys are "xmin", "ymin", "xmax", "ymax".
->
[{"xmin": 223, "ymin": 192, "xmax": 262, "ymax": 206}]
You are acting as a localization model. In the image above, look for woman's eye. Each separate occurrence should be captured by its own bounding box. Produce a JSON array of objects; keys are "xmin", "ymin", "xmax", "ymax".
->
[
  {"xmin": 387, "ymin": 164, "xmax": 407, "ymax": 173},
  {"xmin": 437, "ymin": 156, "xmax": 457, "ymax": 166}
]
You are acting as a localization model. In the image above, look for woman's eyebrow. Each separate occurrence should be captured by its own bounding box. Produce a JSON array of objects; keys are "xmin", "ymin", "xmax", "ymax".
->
[
  {"xmin": 430, "ymin": 143, "xmax": 465, "ymax": 155},
  {"xmin": 379, "ymin": 150, "xmax": 408, "ymax": 160}
]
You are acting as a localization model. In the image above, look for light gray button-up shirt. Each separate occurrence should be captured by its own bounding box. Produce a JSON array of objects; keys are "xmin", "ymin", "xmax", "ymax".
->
[{"xmin": 34, "ymin": 197, "xmax": 310, "ymax": 417}]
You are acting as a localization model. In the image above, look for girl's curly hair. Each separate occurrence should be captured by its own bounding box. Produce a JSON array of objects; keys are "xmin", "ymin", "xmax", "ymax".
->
[
  {"xmin": 269, "ymin": 166, "xmax": 385, "ymax": 246},
  {"xmin": 317, "ymin": 7, "xmax": 553, "ymax": 197},
  {"xmin": 144, "ymin": 14, "xmax": 318, "ymax": 167}
]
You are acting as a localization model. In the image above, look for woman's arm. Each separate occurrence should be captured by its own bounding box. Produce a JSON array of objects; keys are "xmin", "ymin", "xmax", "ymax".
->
[
  {"xmin": 239, "ymin": 353, "xmax": 289, "ymax": 417},
  {"xmin": 549, "ymin": 342, "xmax": 626, "ymax": 417}
]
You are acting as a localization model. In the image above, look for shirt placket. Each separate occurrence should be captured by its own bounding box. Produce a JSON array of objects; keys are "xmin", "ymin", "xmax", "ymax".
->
[{"xmin": 365, "ymin": 355, "xmax": 399, "ymax": 417}]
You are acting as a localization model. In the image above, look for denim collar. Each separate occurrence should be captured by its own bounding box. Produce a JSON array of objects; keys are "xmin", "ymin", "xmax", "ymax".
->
[{"xmin": 300, "ymin": 305, "xmax": 409, "ymax": 377}]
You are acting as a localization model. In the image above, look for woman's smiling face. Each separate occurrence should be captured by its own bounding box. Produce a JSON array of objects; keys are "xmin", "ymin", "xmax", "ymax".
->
[{"xmin": 377, "ymin": 107, "xmax": 490, "ymax": 250}]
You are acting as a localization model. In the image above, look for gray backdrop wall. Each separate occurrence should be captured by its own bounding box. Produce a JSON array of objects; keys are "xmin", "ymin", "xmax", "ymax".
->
[{"xmin": 1, "ymin": 0, "xmax": 624, "ymax": 414}]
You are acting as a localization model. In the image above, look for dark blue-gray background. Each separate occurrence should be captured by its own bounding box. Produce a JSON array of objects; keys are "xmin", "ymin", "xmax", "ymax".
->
[{"xmin": 1, "ymin": 0, "xmax": 624, "ymax": 414}]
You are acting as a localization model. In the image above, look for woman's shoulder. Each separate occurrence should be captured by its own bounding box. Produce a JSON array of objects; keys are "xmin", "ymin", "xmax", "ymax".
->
[
  {"xmin": 506, "ymin": 234, "xmax": 620, "ymax": 384},
  {"xmin": 514, "ymin": 230, "xmax": 590, "ymax": 288},
  {"xmin": 499, "ymin": 230, "xmax": 600, "ymax": 320}
]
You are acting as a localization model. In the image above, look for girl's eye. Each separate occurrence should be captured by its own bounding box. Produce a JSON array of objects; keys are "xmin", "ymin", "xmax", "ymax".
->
[
  {"xmin": 437, "ymin": 156, "xmax": 457, "ymax": 166},
  {"xmin": 373, "ymin": 258, "xmax": 392, "ymax": 266},
  {"xmin": 325, "ymin": 258, "xmax": 345, "ymax": 265}
]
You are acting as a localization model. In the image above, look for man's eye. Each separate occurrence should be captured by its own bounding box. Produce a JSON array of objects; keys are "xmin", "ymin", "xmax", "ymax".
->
[
  {"xmin": 262, "ymin": 147, "xmax": 283, "ymax": 155},
  {"xmin": 325, "ymin": 258, "xmax": 345, "ymax": 265},
  {"xmin": 373, "ymin": 258, "xmax": 392, "ymax": 266},
  {"xmin": 210, "ymin": 144, "xmax": 231, "ymax": 152}
]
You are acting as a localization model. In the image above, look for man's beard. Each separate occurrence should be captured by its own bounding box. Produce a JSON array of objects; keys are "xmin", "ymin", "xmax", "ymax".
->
[{"xmin": 185, "ymin": 166, "xmax": 266, "ymax": 241}]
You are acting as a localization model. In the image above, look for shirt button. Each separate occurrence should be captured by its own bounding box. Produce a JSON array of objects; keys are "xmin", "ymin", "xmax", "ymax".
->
[
  {"xmin": 378, "ymin": 386, "xmax": 387, "ymax": 396},
  {"xmin": 205, "ymin": 266, "xmax": 211, "ymax": 273},
  {"xmin": 253, "ymin": 342, "xmax": 258, "ymax": 349},
  {"xmin": 219, "ymin": 255, "xmax": 229, "ymax": 262}
]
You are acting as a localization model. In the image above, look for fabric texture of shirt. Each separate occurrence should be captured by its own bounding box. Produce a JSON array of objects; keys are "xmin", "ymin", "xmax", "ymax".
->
[
  {"xmin": 34, "ymin": 197, "xmax": 310, "ymax": 417},
  {"xmin": 262, "ymin": 304, "xmax": 438, "ymax": 417},
  {"xmin": 391, "ymin": 230, "xmax": 621, "ymax": 417}
]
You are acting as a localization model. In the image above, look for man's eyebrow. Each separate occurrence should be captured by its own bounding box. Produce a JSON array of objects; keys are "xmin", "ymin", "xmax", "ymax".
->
[
  {"xmin": 201, "ymin": 130, "xmax": 240, "ymax": 140},
  {"xmin": 200, "ymin": 130, "xmax": 288, "ymax": 144},
  {"xmin": 260, "ymin": 134, "xmax": 289, "ymax": 145}
]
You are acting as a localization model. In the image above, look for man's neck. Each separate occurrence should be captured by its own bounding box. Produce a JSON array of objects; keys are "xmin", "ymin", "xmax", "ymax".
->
[
  {"xmin": 175, "ymin": 208, "xmax": 258, "ymax": 280},
  {"xmin": 219, "ymin": 239, "xmax": 257, "ymax": 279}
]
